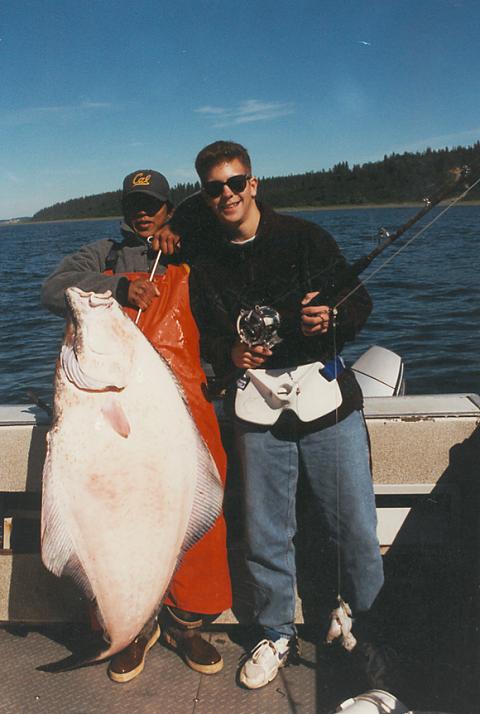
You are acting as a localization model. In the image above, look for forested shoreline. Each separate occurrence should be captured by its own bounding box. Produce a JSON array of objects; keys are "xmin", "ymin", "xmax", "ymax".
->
[{"xmin": 31, "ymin": 143, "xmax": 480, "ymax": 222}]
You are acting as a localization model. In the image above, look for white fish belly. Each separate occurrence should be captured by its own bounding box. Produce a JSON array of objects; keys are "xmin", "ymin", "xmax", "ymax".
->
[{"xmin": 41, "ymin": 320, "xmax": 221, "ymax": 658}]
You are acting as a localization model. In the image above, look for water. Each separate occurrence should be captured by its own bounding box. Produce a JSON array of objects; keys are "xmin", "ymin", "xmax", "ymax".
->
[{"xmin": 1, "ymin": 207, "xmax": 479, "ymax": 404}]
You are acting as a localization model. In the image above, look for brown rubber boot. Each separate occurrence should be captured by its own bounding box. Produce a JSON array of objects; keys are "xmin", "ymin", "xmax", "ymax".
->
[
  {"xmin": 160, "ymin": 606, "xmax": 223, "ymax": 674},
  {"xmin": 108, "ymin": 619, "xmax": 160, "ymax": 683}
]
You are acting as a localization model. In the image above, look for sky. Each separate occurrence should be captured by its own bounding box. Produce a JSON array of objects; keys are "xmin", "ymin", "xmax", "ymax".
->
[{"xmin": 1, "ymin": 0, "xmax": 479, "ymax": 219}]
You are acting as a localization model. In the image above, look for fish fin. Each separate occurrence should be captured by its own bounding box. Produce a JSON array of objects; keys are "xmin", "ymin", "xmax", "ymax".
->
[
  {"xmin": 101, "ymin": 400, "xmax": 131, "ymax": 438},
  {"xmin": 43, "ymin": 533, "xmax": 95, "ymax": 602},
  {"xmin": 180, "ymin": 433, "xmax": 224, "ymax": 555},
  {"xmin": 62, "ymin": 552, "xmax": 95, "ymax": 601},
  {"xmin": 41, "ymin": 468, "xmax": 95, "ymax": 600},
  {"xmin": 41, "ymin": 490, "xmax": 75, "ymax": 579}
]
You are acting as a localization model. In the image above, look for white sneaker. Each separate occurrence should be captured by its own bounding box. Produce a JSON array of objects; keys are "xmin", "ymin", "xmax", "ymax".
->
[{"xmin": 239, "ymin": 637, "xmax": 291, "ymax": 689}]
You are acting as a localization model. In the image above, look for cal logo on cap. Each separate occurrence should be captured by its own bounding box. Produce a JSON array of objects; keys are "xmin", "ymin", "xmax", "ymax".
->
[{"xmin": 132, "ymin": 172, "xmax": 152, "ymax": 186}]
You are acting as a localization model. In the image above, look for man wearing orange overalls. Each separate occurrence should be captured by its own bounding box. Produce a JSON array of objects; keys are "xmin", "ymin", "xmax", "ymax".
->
[{"xmin": 41, "ymin": 169, "xmax": 232, "ymax": 683}]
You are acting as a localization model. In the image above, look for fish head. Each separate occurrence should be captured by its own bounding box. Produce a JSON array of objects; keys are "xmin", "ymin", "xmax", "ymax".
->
[{"xmin": 62, "ymin": 287, "xmax": 135, "ymax": 392}]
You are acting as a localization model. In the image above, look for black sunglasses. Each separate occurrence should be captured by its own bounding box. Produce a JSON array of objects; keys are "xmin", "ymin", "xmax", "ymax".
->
[{"xmin": 202, "ymin": 174, "xmax": 251, "ymax": 198}]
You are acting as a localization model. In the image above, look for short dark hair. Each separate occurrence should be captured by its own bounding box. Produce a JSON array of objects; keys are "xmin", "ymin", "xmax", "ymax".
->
[{"xmin": 195, "ymin": 141, "xmax": 252, "ymax": 183}]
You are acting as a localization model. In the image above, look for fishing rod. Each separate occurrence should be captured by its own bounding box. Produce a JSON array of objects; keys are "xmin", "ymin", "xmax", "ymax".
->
[
  {"xmin": 323, "ymin": 165, "xmax": 474, "ymax": 644},
  {"xmin": 238, "ymin": 166, "xmax": 475, "ymax": 345},
  {"xmin": 331, "ymin": 165, "xmax": 480, "ymax": 312},
  {"xmin": 336, "ymin": 166, "xmax": 469, "ymax": 286}
]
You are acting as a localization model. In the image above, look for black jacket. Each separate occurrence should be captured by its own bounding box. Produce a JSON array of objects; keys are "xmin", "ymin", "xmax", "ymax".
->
[
  {"xmin": 186, "ymin": 201, "xmax": 372, "ymax": 426},
  {"xmin": 188, "ymin": 202, "xmax": 372, "ymax": 381}
]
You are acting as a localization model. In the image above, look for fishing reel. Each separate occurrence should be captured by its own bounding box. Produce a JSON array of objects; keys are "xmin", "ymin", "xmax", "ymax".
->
[{"xmin": 236, "ymin": 305, "xmax": 282, "ymax": 349}]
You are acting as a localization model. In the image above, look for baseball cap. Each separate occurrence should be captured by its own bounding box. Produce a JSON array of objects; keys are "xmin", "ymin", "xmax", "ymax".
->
[{"xmin": 122, "ymin": 170, "xmax": 171, "ymax": 202}]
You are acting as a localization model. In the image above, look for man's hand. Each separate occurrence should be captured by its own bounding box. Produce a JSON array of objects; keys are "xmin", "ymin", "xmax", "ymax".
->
[
  {"xmin": 127, "ymin": 278, "xmax": 160, "ymax": 310},
  {"xmin": 150, "ymin": 223, "xmax": 181, "ymax": 255},
  {"xmin": 301, "ymin": 292, "xmax": 331, "ymax": 336},
  {"xmin": 231, "ymin": 340, "xmax": 272, "ymax": 369}
]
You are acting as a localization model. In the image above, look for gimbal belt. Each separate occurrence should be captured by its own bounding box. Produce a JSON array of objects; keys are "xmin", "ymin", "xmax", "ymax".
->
[{"xmin": 235, "ymin": 357, "xmax": 344, "ymax": 425}]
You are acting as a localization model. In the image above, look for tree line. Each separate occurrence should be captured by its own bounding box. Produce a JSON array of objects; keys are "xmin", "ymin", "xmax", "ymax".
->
[
  {"xmin": 32, "ymin": 142, "xmax": 480, "ymax": 222},
  {"xmin": 31, "ymin": 183, "xmax": 201, "ymax": 222}
]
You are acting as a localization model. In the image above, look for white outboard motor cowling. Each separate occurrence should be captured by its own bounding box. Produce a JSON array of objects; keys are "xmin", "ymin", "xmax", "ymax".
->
[
  {"xmin": 334, "ymin": 688, "xmax": 453, "ymax": 714},
  {"xmin": 351, "ymin": 346, "xmax": 405, "ymax": 397},
  {"xmin": 335, "ymin": 690, "xmax": 409, "ymax": 713}
]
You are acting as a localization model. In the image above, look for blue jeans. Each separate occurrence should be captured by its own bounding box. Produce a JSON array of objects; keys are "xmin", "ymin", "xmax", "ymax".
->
[{"xmin": 234, "ymin": 409, "xmax": 384, "ymax": 639}]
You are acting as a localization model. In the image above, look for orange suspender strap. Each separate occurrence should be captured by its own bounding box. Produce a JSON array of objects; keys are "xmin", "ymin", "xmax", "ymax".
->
[{"xmin": 108, "ymin": 264, "xmax": 227, "ymax": 482}]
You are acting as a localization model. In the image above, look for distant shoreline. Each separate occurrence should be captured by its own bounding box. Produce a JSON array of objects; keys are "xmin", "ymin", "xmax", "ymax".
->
[
  {"xmin": 0, "ymin": 215, "xmax": 123, "ymax": 227},
  {"xmin": 280, "ymin": 199, "xmax": 480, "ymax": 212},
  {"xmin": 3, "ymin": 199, "xmax": 480, "ymax": 226}
]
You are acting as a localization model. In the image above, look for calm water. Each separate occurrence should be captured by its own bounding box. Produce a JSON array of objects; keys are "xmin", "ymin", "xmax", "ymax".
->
[{"xmin": 1, "ymin": 207, "xmax": 479, "ymax": 404}]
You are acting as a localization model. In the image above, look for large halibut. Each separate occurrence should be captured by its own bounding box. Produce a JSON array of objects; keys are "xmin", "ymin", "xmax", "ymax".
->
[{"xmin": 41, "ymin": 287, "xmax": 223, "ymax": 662}]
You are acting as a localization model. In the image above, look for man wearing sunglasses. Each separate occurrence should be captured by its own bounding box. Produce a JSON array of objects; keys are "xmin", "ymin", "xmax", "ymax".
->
[
  {"xmin": 41, "ymin": 169, "xmax": 232, "ymax": 683},
  {"xmin": 177, "ymin": 141, "xmax": 385, "ymax": 690}
]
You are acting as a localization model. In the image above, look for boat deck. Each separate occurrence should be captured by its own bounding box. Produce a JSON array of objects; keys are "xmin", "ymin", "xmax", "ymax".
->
[
  {"xmin": 0, "ymin": 619, "xmax": 469, "ymax": 714},
  {"xmin": 3, "ymin": 625, "xmax": 320, "ymax": 714},
  {"xmin": 2, "ymin": 396, "xmax": 480, "ymax": 713}
]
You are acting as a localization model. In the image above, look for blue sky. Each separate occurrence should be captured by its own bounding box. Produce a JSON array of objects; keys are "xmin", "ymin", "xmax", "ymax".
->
[{"xmin": 1, "ymin": 0, "xmax": 479, "ymax": 218}]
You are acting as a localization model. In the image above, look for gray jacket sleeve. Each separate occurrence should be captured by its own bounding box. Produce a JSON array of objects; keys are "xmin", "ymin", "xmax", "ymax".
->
[{"xmin": 41, "ymin": 239, "xmax": 129, "ymax": 317}]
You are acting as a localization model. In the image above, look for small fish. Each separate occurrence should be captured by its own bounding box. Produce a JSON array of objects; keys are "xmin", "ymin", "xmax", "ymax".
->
[{"xmin": 40, "ymin": 288, "xmax": 223, "ymax": 668}]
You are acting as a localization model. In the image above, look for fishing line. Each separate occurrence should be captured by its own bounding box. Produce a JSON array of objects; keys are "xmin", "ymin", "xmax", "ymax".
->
[
  {"xmin": 329, "ymin": 170, "xmax": 480, "ymax": 634},
  {"xmin": 334, "ymin": 173, "xmax": 480, "ymax": 312},
  {"xmin": 331, "ymin": 317, "xmax": 343, "ymax": 601}
]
